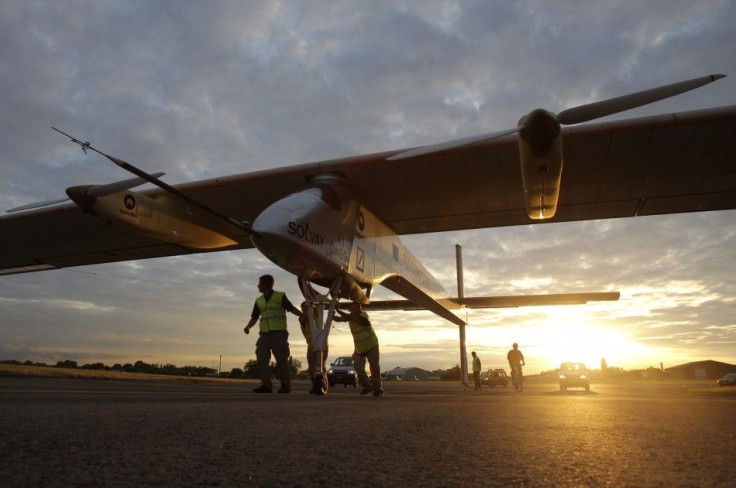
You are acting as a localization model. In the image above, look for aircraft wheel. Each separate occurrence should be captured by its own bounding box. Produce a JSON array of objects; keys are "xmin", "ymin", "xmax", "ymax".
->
[{"xmin": 313, "ymin": 374, "xmax": 328, "ymax": 395}]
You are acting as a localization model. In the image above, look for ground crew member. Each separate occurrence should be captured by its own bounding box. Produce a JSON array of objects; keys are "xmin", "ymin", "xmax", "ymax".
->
[
  {"xmin": 471, "ymin": 351, "xmax": 482, "ymax": 391},
  {"xmin": 334, "ymin": 302, "xmax": 384, "ymax": 396},
  {"xmin": 244, "ymin": 274, "xmax": 302, "ymax": 394}
]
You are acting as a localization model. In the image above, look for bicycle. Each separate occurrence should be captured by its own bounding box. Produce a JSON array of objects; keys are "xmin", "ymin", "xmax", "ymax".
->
[{"xmin": 511, "ymin": 364, "xmax": 524, "ymax": 392}]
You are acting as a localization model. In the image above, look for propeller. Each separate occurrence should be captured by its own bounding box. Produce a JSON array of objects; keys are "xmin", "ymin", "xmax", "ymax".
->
[
  {"xmin": 387, "ymin": 74, "xmax": 725, "ymax": 161},
  {"xmin": 6, "ymin": 173, "xmax": 165, "ymax": 213}
]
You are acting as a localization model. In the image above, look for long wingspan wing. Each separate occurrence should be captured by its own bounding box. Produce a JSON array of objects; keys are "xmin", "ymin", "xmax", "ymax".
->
[{"xmin": 2, "ymin": 105, "xmax": 736, "ymax": 275}]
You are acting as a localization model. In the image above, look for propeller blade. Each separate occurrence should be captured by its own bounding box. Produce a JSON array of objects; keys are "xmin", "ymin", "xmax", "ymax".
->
[
  {"xmin": 556, "ymin": 74, "xmax": 726, "ymax": 125},
  {"xmin": 387, "ymin": 126, "xmax": 522, "ymax": 161},
  {"xmin": 6, "ymin": 197, "xmax": 71, "ymax": 213},
  {"xmin": 88, "ymin": 172, "xmax": 165, "ymax": 196}
]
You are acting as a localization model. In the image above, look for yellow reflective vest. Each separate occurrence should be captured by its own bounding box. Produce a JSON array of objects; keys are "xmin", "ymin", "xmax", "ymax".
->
[
  {"xmin": 472, "ymin": 356, "xmax": 481, "ymax": 373},
  {"xmin": 256, "ymin": 291, "xmax": 287, "ymax": 333},
  {"xmin": 349, "ymin": 312, "xmax": 378, "ymax": 354}
]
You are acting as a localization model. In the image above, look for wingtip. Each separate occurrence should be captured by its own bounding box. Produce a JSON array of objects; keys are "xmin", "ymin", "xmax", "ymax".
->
[{"xmin": 712, "ymin": 74, "xmax": 727, "ymax": 81}]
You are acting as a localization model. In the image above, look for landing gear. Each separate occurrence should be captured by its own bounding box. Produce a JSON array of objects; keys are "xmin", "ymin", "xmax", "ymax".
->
[
  {"xmin": 299, "ymin": 276, "xmax": 343, "ymax": 396},
  {"xmin": 312, "ymin": 373, "xmax": 329, "ymax": 395}
]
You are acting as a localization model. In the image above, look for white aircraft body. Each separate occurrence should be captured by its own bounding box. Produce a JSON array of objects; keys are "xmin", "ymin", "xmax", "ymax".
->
[{"xmin": 2, "ymin": 74, "xmax": 735, "ymax": 393}]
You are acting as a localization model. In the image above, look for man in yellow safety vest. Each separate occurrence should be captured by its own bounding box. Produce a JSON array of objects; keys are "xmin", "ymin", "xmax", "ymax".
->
[
  {"xmin": 244, "ymin": 274, "xmax": 303, "ymax": 393},
  {"xmin": 335, "ymin": 302, "xmax": 384, "ymax": 396}
]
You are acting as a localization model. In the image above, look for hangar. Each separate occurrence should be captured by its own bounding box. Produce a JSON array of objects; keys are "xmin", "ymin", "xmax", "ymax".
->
[{"xmin": 666, "ymin": 360, "xmax": 736, "ymax": 380}]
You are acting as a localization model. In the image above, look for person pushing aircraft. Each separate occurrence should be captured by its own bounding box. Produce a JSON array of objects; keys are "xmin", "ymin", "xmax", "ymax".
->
[{"xmin": 334, "ymin": 302, "xmax": 384, "ymax": 396}]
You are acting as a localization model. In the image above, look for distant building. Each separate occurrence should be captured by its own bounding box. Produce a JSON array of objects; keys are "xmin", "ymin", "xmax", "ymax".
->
[
  {"xmin": 384, "ymin": 367, "xmax": 430, "ymax": 381},
  {"xmin": 665, "ymin": 360, "xmax": 736, "ymax": 380}
]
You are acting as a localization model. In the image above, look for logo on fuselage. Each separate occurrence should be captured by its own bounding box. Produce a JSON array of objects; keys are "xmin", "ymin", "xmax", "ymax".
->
[{"xmin": 288, "ymin": 221, "xmax": 324, "ymax": 247}]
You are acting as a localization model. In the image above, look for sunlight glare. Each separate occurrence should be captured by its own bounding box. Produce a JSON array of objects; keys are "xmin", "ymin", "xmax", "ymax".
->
[{"xmin": 483, "ymin": 306, "xmax": 652, "ymax": 372}]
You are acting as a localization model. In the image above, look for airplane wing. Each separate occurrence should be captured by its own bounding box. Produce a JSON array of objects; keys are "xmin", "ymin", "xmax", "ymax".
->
[{"xmin": 2, "ymin": 104, "xmax": 736, "ymax": 275}]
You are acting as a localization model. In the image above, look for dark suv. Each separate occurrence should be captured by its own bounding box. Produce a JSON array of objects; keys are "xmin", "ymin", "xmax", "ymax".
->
[{"xmin": 327, "ymin": 356, "xmax": 358, "ymax": 388}]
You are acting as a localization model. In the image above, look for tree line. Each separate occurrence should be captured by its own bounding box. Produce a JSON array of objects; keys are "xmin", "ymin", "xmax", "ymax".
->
[
  {"xmin": 0, "ymin": 357, "xmax": 303, "ymax": 380},
  {"xmin": 3, "ymin": 358, "xmax": 667, "ymax": 381}
]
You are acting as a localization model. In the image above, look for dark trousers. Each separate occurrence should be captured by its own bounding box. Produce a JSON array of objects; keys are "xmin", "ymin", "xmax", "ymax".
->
[{"xmin": 256, "ymin": 330, "xmax": 290, "ymax": 389}]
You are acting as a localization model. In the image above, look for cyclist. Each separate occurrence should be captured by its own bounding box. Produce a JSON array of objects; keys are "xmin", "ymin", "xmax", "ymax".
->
[{"xmin": 507, "ymin": 343, "xmax": 525, "ymax": 391}]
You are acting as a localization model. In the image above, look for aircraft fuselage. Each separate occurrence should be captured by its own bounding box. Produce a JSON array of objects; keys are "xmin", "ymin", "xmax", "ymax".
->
[{"xmin": 250, "ymin": 175, "xmax": 449, "ymax": 302}]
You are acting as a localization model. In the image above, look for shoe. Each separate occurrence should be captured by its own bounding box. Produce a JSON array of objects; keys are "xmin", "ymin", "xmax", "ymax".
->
[
  {"xmin": 360, "ymin": 388, "xmax": 373, "ymax": 395},
  {"xmin": 373, "ymin": 389, "xmax": 384, "ymax": 396},
  {"xmin": 277, "ymin": 386, "xmax": 291, "ymax": 394},
  {"xmin": 253, "ymin": 386, "xmax": 272, "ymax": 393}
]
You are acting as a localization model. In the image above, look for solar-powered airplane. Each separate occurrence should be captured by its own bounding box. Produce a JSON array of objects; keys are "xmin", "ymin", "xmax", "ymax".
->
[{"xmin": 2, "ymin": 74, "xmax": 735, "ymax": 394}]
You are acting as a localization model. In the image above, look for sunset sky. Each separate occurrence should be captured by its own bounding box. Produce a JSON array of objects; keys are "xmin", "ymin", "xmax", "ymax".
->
[{"xmin": 1, "ymin": 1, "xmax": 735, "ymax": 375}]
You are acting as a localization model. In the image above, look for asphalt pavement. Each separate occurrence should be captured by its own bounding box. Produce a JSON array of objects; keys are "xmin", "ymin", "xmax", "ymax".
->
[{"xmin": 1, "ymin": 377, "xmax": 734, "ymax": 487}]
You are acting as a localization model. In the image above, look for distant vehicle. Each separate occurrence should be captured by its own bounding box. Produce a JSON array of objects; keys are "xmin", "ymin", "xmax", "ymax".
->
[
  {"xmin": 327, "ymin": 356, "xmax": 358, "ymax": 388},
  {"xmin": 717, "ymin": 373, "xmax": 736, "ymax": 387},
  {"xmin": 558, "ymin": 362, "xmax": 590, "ymax": 391},
  {"xmin": 481, "ymin": 369, "xmax": 508, "ymax": 388}
]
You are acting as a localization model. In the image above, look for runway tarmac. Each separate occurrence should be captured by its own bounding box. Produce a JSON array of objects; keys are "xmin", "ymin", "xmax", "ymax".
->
[{"xmin": 1, "ymin": 377, "xmax": 734, "ymax": 487}]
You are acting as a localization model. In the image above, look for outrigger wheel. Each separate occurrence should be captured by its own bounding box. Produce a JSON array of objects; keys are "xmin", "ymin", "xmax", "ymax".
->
[{"xmin": 313, "ymin": 374, "xmax": 329, "ymax": 395}]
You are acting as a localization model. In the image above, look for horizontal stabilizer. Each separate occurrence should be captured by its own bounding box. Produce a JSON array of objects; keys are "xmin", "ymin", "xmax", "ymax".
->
[
  {"xmin": 362, "ymin": 291, "xmax": 619, "ymax": 312},
  {"xmin": 456, "ymin": 291, "xmax": 620, "ymax": 308}
]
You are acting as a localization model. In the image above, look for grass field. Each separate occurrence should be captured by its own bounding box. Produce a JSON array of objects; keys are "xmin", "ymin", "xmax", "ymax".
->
[{"xmin": 0, "ymin": 364, "xmax": 254, "ymax": 383}]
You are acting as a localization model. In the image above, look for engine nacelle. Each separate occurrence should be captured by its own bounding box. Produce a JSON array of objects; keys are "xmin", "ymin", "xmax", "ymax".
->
[
  {"xmin": 91, "ymin": 191, "xmax": 238, "ymax": 249},
  {"xmin": 518, "ymin": 109, "xmax": 564, "ymax": 219}
]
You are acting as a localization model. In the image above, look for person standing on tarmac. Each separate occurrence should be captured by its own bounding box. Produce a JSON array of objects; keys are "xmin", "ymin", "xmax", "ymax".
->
[
  {"xmin": 471, "ymin": 351, "xmax": 482, "ymax": 391},
  {"xmin": 244, "ymin": 274, "xmax": 303, "ymax": 394},
  {"xmin": 334, "ymin": 302, "xmax": 384, "ymax": 396}
]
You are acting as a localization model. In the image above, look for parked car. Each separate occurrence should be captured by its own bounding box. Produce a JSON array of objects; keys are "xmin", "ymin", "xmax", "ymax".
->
[
  {"xmin": 327, "ymin": 356, "xmax": 358, "ymax": 388},
  {"xmin": 481, "ymin": 369, "xmax": 508, "ymax": 388},
  {"xmin": 558, "ymin": 362, "xmax": 590, "ymax": 391},
  {"xmin": 717, "ymin": 373, "xmax": 736, "ymax": 387}
]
